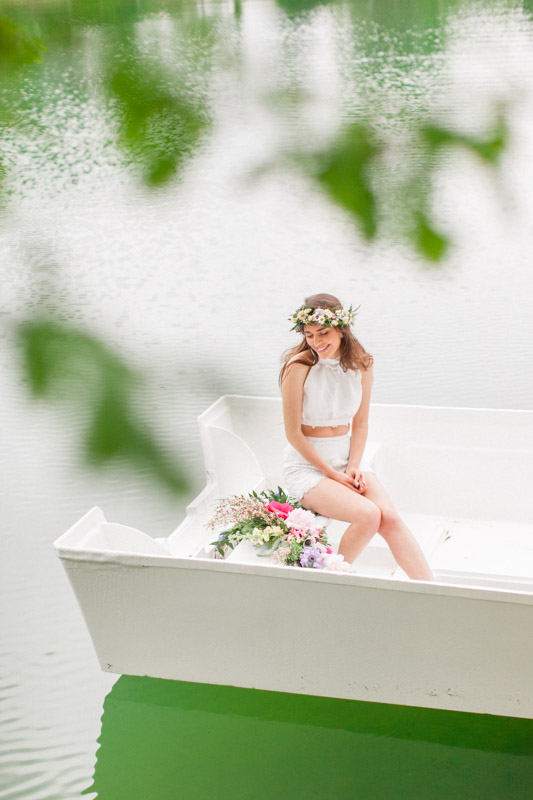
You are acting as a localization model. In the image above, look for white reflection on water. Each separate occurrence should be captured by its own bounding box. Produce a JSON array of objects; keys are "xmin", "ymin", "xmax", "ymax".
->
[{"xmin": 1, "ymin": 2, "xmax": 533, "ymax": 797}]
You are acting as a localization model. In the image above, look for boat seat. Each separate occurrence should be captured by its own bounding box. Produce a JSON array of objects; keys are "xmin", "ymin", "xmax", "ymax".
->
[
  {"xmin": 224, "ymin": 512, "xmax": 533, "ymax": 591},
  {"xmin": 79, "ymin": 521, "xmax": 173, "ymax": 557},
  {"xmin": 224, "ymin": 511, "xmax": 448, "ymax": 578}
]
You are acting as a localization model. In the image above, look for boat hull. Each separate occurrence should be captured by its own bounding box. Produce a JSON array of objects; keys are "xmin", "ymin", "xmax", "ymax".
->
[{"xmin": 59, "ymin": 533, "xmax": 533, "ymax": 718}]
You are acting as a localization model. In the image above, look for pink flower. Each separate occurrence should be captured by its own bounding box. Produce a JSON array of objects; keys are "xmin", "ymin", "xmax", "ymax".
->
[
  {"xmin": 289, "ymin": 528, "xmax": 305, "ymax": 539},
  {"xmin": 264, "ymin": 501, "xmax": 294, "ymax": 519},
  {"xmin": 285, "ymin": 508, "xmax": 321, "ymax": 533},
  {"xmin": 326, "ymin": 546, "xmax": 333, "ymax": 554}
]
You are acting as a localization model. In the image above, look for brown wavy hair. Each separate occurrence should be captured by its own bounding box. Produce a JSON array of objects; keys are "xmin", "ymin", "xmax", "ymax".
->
[{"xmin": 279, "ymin": 293, "xmax": 373, "ymax": 384}]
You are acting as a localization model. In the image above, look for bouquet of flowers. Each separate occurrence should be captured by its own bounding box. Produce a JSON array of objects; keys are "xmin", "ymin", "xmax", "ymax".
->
[{"xmin": 207, "ymin": 487, "xmax": 350, "ymax": 571}]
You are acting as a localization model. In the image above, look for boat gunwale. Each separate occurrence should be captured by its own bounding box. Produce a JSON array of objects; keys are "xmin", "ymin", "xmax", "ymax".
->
[
  {"xmin": 206, "ymin": 395, "xmax": 533, "ymax": 416},
  {"xmin": 55, "ymin": 541, "xmax": 533, "ymax": 607}
]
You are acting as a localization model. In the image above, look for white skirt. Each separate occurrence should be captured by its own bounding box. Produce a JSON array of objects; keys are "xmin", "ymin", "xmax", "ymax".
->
[{"xmin": 282, "ymin": 433, "xmax": 375, "ymax": 502}]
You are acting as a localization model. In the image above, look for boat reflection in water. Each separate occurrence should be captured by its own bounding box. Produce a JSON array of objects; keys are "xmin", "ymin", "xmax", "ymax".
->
[{"xmin": 86, "ymin": 676, "xmax": 533, "ymax": 799}]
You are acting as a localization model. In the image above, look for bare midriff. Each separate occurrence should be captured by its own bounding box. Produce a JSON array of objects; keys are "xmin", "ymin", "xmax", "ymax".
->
[{"xmin": 301, "ymin": 423, "xmax": 350, "ymax": 438}]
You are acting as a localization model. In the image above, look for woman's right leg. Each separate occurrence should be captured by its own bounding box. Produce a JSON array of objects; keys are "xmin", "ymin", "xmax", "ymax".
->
[{"xmin": 301, "ymin": 478, "xmax": 381, "ymax": 564}]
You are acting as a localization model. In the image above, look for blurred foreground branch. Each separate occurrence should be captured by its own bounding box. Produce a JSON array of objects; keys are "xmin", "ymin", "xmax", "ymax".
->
[
  {"xmin": 301, "ymin": 113, "xmax": 507, "ymax": 262},
  {"xmin": 0, "ymin": 1, "xmax": 512, "ymax": 261},
  {"xmin": 17, "ymin": 321, "xmax": 190, "ymax": 494},
  {"xmin": 0, "ymin": 0, "xmax": 517, "ymax": 495},
  {"xmin": 105, "ymin": 45, "xmax": 212, "ymax": 186}
]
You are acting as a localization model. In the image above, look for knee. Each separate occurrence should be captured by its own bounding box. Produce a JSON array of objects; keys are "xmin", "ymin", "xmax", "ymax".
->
[
  {"xmin": 356, "ymin": 500, "xmax": 381, "ymax": 534},
  {"xmin": 379, "ymin": 508, "xmax": 403, "ymax": 538}
]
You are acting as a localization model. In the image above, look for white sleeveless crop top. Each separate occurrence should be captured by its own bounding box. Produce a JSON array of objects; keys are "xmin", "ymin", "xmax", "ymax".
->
[{"xmin": 301, "ymin": 357, "xmax": 362, "ymax": 428}]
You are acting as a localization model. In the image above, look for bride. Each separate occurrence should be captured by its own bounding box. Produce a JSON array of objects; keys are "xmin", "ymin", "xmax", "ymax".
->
[{"xmin": 280, "ymin": 292, "xmax": 434, "ymax": 581}]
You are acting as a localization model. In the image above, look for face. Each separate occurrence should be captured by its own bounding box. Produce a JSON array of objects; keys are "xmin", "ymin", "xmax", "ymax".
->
[{"xmin": 303, "ymin": 323, "xmax": 342, "ymax": 359}]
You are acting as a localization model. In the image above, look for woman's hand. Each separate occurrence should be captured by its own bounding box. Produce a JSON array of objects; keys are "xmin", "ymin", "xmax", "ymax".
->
[
  {"xmin": 345, "ymin": 465, "xmax": 367, "ymax": 494},
  {"xmin": 328, "ymin": 468, "xmax": 366, "ymax": 493}
]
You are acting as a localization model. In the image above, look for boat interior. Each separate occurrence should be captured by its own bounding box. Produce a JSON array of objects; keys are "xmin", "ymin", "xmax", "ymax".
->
[{"xmin": 63, "ymin": 395, "xmax": 533, "ymax": 594}]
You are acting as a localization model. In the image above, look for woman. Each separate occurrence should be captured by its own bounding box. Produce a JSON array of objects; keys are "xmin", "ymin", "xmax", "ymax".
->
[{"xmin": 280, "ymin": 292, "xmax": 434, "ymax": 581}]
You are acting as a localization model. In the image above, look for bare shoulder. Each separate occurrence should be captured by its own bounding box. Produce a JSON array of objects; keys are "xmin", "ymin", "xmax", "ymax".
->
[
  {"xmin": 288, "ymin": 350, "xmax": 314, "ymax": 366},
  {"xmin": 282, "ymin": 356, "xmax": 312, "ymax": 385}
]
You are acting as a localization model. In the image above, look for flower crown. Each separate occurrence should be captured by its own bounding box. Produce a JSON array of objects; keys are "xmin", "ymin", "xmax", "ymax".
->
[{"xmin": 289, "ymin": 304, "xmax": 358, "ymax": 331}]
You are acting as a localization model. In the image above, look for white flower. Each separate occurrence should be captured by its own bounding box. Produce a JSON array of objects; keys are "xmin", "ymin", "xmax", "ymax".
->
[
  {"xmin": 323, "ymin": 553, "xmax": 351, "ymax": 572},
  {"xmin": 272, "ymin": 545, "xmax": 291, "ymax": 564},
  {"xmin": 285, "ymin": 508, "xmax": 321, "ymax": 533},
  {"xmin": 266, "ymin": 525, "xmax": 283, "ymax": 536},
  {"xmin": 324, "ymin": 308, "xmax": 334, "ymax": 318},
  {"xmin": 297, "ymin": 310, "xmax": 307, "ymax": 321},
  {"xmin": 331, "ymin": 319, "xmax": 339, "ymax": 326}
]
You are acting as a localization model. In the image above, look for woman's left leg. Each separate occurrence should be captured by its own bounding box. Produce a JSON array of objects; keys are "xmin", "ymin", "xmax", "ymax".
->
[{"xmin": 362, "ymin": 473, "xmax": 435, "ymax": 581}]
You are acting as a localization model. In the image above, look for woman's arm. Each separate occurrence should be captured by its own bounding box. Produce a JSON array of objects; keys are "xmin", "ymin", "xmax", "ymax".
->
[
  {"xmin": 347, "ymin": 363, "xmax": 373, "ymax": 471},
  {"xmin": 282, "ymin": 362, "xmax": 358, "ymax": 490}
]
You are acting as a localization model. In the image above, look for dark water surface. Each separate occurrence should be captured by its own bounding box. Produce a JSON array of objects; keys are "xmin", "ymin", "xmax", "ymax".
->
[{"xmin": 2, "ymin": 1, "xmax": 533, "ymax": 798}]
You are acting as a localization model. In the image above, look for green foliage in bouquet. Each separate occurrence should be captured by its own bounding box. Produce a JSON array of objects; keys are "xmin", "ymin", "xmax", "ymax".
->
[
  {"xmin": 285, "ymin": 536, "xmax": 305, "ymax": 567},
  {"xmin": 208, "ymin": 487, "xmax": 301, "ymax": 558}
]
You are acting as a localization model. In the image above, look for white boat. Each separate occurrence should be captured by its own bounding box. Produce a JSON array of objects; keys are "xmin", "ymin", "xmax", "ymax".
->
[{"xmin": 54, "ymin": 395, "xmax": 533, "ymax": 719}]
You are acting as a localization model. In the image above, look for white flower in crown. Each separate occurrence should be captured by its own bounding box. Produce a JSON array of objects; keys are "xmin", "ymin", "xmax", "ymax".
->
[{"xmin": 289, "ymin": 303, "xmax": 359, "ymax": 331}]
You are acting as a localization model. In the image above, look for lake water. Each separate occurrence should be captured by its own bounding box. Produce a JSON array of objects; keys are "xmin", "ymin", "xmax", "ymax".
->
[{"xmin": 1, "ymin": 1, "xmax": 533, "ymax": 797}]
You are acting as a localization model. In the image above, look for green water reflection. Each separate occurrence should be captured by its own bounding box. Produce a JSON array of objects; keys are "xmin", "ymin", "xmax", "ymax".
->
[{"xmin": 88, "ymin": 676, "xmax": 533, "ymax": 799}]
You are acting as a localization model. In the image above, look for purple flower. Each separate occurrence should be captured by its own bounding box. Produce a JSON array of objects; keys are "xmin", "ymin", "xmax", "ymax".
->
[{"xmin": 299, "ymin": 546, "xmax": 325, "ymax": 569}]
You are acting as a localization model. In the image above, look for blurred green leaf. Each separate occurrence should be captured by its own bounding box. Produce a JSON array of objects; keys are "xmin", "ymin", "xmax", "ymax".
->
[
  {"xmin": 0, "ymin": 16, "xmax": 46, "ymax": 71},
  {"xmin": 86, "ymin": 385, "xmax": 188, "ymax": 494},
  {"xmin": 311, "ymin": 122, "xmax": 380, "ymax": 240},
  {"xmin": 18, "ymin": 321, "xmax": 134, "ymax": 397},
  {"xmin": 413, "ymin": 212, "xmax": 450, "ymax": 262},
  {"xmin": 106, "ymin": 46, "xmax": 212, "ymax": 186},
  {"xmin": 17, "ymin": 321, "xmax": 189, "ymax": 494},
  {"xmin": 422, "ymin": 117, "xmax": 507, "ymax": 164}
]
